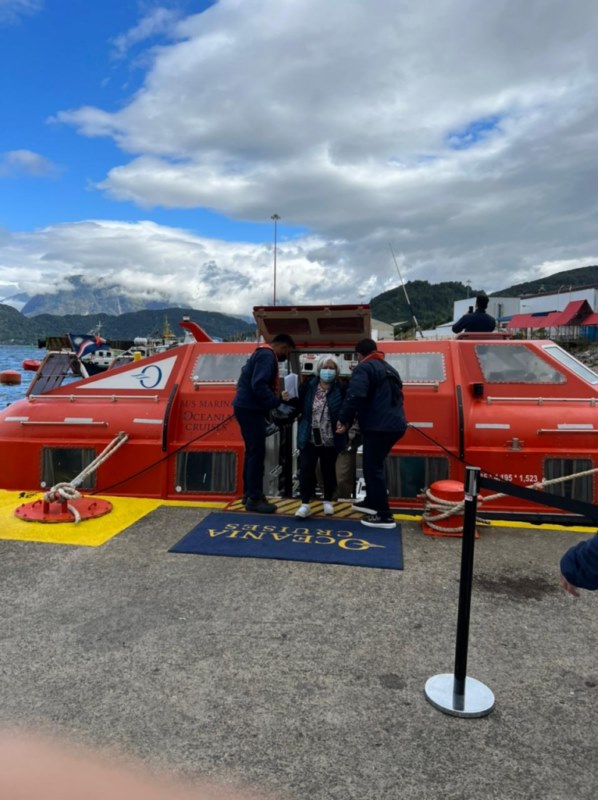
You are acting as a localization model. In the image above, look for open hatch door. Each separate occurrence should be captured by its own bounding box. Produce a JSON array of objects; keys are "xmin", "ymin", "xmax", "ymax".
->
[{"xmin": 253, "ymin": 304, "xmax": 371, "ymax": 349}]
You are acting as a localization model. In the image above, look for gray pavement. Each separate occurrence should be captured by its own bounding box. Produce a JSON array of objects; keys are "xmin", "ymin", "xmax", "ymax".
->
[{"xmin": 0, "ymin": 507, "xmax": 597, "ymax": 800}]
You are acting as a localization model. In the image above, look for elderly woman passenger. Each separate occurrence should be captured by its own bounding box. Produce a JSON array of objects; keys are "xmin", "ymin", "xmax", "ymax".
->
[{"xmin": 295, "ymin": 354, "xmax": 346, "ymax": 518}]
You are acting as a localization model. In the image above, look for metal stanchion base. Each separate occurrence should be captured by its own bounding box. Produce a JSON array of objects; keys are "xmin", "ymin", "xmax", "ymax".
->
[{"xmin": 424, "ymin": 673, "xmax": 495, "ymax": 718}]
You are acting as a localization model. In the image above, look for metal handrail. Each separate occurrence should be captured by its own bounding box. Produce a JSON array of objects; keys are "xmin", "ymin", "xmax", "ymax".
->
[
  {"xmin": 28, "ymin": 394, "xmax": 160, "ymax": 402},
  {"xmin": 486, "ymin": 395, "xmax": 597, "ymax": 405}
]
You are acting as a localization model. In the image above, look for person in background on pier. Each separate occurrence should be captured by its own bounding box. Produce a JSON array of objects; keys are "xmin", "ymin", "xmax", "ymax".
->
[
  {"xmin": 294, "ymin": 354, "xmax": 346, "ymax": 518},
  {"xmin": 336, "ymin": 338, "xmax": 407, "ymax": 529},
  {"xmin": 452, "ymin": 294, "xmax": 496, "ymax": 334},
  {"xmin": 233, "ymin": 333, "xmax": 295, "ymax": 514},
  {"xmin": 560, "ymin": 532, "xmax": 598, "ymax": 596}
]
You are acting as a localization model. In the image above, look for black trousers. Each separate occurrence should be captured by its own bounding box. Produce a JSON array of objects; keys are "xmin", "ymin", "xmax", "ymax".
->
[
  {"xmin": 234, "ymin": 407, "xmax": 267, "ymax": 501},
  {"xmin": 361, "ymin": 430, "xmax": 403, "ymax": 514},
  {"xmin": 298, "ymin": 442, "xmax": 338, "ymax": 503}
]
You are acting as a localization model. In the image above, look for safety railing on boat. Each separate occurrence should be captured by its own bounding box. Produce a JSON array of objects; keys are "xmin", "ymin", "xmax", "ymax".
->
[
  {"xmin": 28, "ymin": 394, "xmax": 161, "ymax": 402},
  {"xmin": 18, "ymin": 420, "xmax": 109, "ymax": 426},
  {"xmin": 485, "ymin": 395, "xmax": 598, "ymax": 405},
  {"xmin": 537, "ymin": 428, "xmax": 598, "ymax": 434}
]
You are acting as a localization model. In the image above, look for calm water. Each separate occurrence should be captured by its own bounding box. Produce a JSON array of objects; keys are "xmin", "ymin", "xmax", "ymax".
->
[{"xmin": 0, "ymin": 345, "xmax": 44, "ymax": 408}]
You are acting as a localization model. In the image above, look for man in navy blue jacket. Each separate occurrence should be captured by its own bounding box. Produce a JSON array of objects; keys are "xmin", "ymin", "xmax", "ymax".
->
[
  {"xmin": 452, "ymin": 295, "xmax": 496, "ymax": 333},
  {"xmin": 560, "ymin": 533, "xmax": 598, "ymax": 596},
  {"xmin": 336, "ymin": 338, "xmax": 407, "ymax": 529},
  {"xmin": 233, "ymin": 333, "xmax": 295, "ymax": 513}
]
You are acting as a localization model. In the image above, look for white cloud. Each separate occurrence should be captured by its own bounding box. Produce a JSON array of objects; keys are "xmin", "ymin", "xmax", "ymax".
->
[
  {"xmin": 0, "ymin": 220, "xmax": 364, "ymax": 315},
  {"xmin": 15, "ymin": 0, "xmax": 598, "ymax": 306},
  {"xmin": 110, "ymin": 6, "xmax": 182, "ymax": 60},
  {"xmin": 0, "ymin": 150, "xmax": 59, "ymax": 177},
  {"xmin": 0, "ymin": 0, "xmax": 41, "ymax": 25}
]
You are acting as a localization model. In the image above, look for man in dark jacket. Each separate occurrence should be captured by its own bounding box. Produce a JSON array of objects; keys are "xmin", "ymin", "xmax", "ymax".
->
[
  {"xmin": 560, "ymin": 533, "xmax": 598, "ymax": 596},
  {"xmin": 452, "ymin": 295, "xmax": 496, "ymax": 333},
  {"xmin": 336, "ymin": 338, "xmax": 407, "ymax": 529},
  {"xmin": 233, "ymin": 333, "xmax": 295, "ymax": 513}
]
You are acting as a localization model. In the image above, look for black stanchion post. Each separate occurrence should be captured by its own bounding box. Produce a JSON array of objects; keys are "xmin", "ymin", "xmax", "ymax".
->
[{"xmin": 424, "ymin": 465, "xmax": 495, "ymax": 718}]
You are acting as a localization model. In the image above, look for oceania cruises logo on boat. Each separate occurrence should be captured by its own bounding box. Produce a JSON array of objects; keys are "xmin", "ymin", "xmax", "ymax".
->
[{"xmin": 78, "ymin": 355, "xmax": 178, "ymax": 391}]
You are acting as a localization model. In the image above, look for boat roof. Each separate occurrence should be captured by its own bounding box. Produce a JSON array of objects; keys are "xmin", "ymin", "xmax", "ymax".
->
[{"xmin": 253, "ymin": 304, "xmax": 371, "ymax": 347}]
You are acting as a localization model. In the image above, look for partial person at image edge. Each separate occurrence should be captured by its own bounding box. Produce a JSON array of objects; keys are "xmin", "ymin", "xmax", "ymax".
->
[
  {"xmin": 560, "ymin": 532, "xmax": 598, "ymax": 596},
  {"xmin": 452, "ymin": 294, "xmax": 496, "ymax": 333}
]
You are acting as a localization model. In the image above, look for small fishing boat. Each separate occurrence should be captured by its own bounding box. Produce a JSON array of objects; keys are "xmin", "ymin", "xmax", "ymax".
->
[
  {"xmin": 75, "ymin": 318, "xmax": 182, "ymax": 375},
  {"xmin": 1, "ymin": 305, "xmax": 597, "ymax": 523}
]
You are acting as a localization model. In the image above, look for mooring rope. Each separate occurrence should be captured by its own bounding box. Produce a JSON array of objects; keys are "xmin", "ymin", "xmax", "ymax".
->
[
  {"xmin": 421, "ymin": 465, "xmax": 598, "ymax": 532},
  {"xmin": 43, "ymin": 431, "xmax": 129, "ymax": 523}
]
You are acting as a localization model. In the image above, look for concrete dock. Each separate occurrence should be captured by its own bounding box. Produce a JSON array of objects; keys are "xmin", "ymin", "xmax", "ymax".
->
[{"xmin": 0, "ymin": 507, "xmax": 596, "ymax": 799}]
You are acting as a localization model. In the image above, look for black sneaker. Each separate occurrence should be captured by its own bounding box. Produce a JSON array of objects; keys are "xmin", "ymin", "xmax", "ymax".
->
[
  {"xmin": 245, "ymin": 498, "xmax": 277, "ymax": 514},
  {"xmin": 351, "ymin": 501, "xmax": 377, "ymax": 515},
  {"xmin": 361, "ymin": 513, "xmax": 396, "ymax": 529},
  {"xmin": 242, "ymin": 494, "xmax": 267, "ymax": 506}
]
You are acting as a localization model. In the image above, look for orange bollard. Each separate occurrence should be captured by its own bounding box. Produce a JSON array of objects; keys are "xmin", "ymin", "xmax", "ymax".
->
[{"xmin": 421, "ymin": 479, "xmax": 479, "ymax": 538}]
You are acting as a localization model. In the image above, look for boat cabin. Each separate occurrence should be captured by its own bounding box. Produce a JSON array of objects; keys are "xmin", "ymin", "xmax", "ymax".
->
[{"xmin": 1, "ymin": 304, "xmax": 598, "ymax": 523}]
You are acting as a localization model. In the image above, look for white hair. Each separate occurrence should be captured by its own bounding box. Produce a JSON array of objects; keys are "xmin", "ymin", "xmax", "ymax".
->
[{"xmin": 315, "ymin": 353, "xmax": 340, "ymax": 373}]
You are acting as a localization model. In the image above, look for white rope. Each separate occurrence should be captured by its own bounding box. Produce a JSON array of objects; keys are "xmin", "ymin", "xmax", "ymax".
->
[
  {"xmin": 43, "ymin": 431, "xmax": 129, "ymax": 523},
  {"xmin": 422, "ymin": 464, "xmax": 598, "ymax": 532}
]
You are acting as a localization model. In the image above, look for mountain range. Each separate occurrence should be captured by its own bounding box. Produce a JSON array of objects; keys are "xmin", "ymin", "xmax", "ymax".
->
[
  {"xmin": 0, "ymin": 275, "xmax": 173, "ymax": 316},
  {"xmin": 2, "ymin": 264, "xmax": 598, "ymax": 345},
  {"xmin": 0, "ymin": 305, "xmax": 255, "ymax": 346}
]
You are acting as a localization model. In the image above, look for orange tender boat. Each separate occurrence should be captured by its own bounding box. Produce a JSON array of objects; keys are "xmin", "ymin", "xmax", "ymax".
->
[{"xmin": 0, "ymin": 304, "xmax": 597, "ymax": 523}]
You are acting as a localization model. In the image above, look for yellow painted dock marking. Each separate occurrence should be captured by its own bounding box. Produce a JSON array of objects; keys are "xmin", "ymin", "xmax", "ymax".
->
[
  {"xmin": 0, "ymin": 489, "xmax": 593, "ymax": 547},
  {"xmin": 0, "ymin": 491, "xmax": 227, "ymax": 547}
]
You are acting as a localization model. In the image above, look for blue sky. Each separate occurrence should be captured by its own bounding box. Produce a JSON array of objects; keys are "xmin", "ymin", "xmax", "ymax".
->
[{"xmin": 1, "ymin": 0, "xmax": 597, "ymax": 317}]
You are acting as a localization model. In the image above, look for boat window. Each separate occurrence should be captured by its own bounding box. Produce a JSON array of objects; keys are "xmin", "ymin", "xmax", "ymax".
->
[
  {"xmin": 544, "ymin": 458, "xmax": 593, "ymax": 503},
  {"xmin": 191, "ymin": 354, "xmax": 250, "ymax": 383},
  {"xmin": 176, "ymin": 451, "xmax": 236, "ymax": 492},
  {"xmin": 385, "ymin": 353, "xmax": 446, "ymax": 383},
  {"xmin": 384, "ymin": 456, "xmax": 449, "ymax": 498},
  {"xmin": 542, "ymin": 345, "xmax": 598, "ymax": 385},
  {"xmin": 475, "ymin": 344, "xmax": 566, "ymax": 383},
  {"xmin": 41, "ymin": 448, "xmax": 96, "ymax": 490}
]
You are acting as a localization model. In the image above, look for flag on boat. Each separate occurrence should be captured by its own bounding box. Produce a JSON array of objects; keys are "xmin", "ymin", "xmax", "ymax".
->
[{"xmin": 68, "ymin": 333, "xmax": 107, "ymax": 359}]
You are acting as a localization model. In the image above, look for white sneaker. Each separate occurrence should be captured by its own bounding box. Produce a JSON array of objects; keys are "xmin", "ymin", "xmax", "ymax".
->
[
  {"xmin": 295, "ymin": 503, "xmax": 312, "ymax": 518},
  {"xmin": 323, "ymin": 502, "xmax": 334, "ymax": 516}
]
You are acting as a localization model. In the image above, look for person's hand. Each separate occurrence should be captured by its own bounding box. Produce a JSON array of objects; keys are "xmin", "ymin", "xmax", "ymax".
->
[
  {"xmin": 560, "ymin": 573, "xmax": 580, "ymax": 598},
  {"xmin": 0, "ymin": 732, "xmax": 267, "ymax": 800},
  {"xmin": 336, "ymin": 422, "xmax": 348, "ymax": 434},
  {"xmin": 281, "ymin": 390, "xmax": 289, "ymax": 401}
]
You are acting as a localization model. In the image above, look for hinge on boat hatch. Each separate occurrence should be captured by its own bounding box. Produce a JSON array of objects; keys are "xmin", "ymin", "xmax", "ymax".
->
[{"xmin": 506, "ymin": 437, "xmax": 524, "ymax": 451}]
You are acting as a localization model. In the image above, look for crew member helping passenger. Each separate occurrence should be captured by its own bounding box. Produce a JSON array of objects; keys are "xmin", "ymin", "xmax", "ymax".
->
[
  {"xmin": 233, "ymin": 333, "xmax": 295, "ymax": 514},
  {"xmin": 336, "ymin": 338, "xmax": 408, "ymax": 529}
]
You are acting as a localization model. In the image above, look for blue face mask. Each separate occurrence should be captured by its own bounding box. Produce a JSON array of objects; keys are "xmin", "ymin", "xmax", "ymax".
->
[{"xmin": 319, "ymin": 368, "xmax": 337, "ymax": 383}]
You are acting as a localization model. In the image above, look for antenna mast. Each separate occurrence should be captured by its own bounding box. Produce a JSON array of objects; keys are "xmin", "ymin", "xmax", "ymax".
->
[{"xmin": 389, "ymin": 243, "xmax": 424, "ymax": 338}]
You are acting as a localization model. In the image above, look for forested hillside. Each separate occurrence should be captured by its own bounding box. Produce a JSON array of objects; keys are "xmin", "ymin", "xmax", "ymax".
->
[
  {"xmin": 371, "ymin": 281, "xmax": 485, "ymax": 330},
  {"xmin": 370, "ymin": 264, "xmax": 598, "ymax": 329},
  {"xmin": 0, "ymin": 306, "xmax": 254, "ymax": 345}
]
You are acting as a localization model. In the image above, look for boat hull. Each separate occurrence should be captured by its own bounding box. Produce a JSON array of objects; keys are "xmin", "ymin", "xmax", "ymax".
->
[{"xmin": 1, "ymin": 309, "xmax": 597, "ymax": 523}]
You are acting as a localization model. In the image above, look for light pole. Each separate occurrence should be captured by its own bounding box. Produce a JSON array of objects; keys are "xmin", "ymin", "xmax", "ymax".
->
[{"xmin": 271, "ymin": 213, "xmax": 280, "ymax": 305}]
